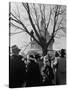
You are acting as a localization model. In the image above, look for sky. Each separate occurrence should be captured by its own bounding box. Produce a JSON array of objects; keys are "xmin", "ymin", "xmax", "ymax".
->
[
  {"xmin": 10, "ymin": 2, "xmax": 66, "ymax": 52},
  {"xmin": 10, "ymin": 32, "xmax": 66, "ymax": 50}
]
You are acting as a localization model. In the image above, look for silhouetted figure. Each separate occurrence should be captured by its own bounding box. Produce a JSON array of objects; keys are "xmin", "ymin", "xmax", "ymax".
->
[
  {"xmin": 56, "ymin": 49, "xmax": 66, "ymax": 85},
  {"xmin": 9, "ymin": 45, "xmax": 26, "ymax": 88},
  {"xmin": 53, "ymin": 51, "xmax": 59, "ymax": 71},
  {"xmin": 35, "ymin": 54, "xmax": 43, "ymax": 70},
  {"xmin": 55, "ymin": 51, "xmax": 59, "ymax": 57},
  {"xmin": 26, "ymin": 55, "xmax": 42, "ymax": 87}
]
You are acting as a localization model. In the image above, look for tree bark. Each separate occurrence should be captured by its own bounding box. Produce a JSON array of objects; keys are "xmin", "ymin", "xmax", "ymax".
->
[{"xmin": 42, "ymin": 48, "xmax": 48, "ymax": 56}]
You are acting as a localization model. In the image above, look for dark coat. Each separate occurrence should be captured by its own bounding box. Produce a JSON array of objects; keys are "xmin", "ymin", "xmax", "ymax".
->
[
  {"xmin": 56, "ymin": 57, "xmax": 66, "ymax": 85},
  {"xmin": 43, "ymin": 65, "xmax": 54, "ymax": 85},
  {"xmin": 9, "ymin": 55, "xmax": 26, "ymax": 88},
  {"xmin": 26, "ymin": 60, "xmax": 42, "ymax": 87}
]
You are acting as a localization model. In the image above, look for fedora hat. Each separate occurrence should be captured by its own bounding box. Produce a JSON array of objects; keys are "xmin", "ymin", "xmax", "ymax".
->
[{"xmin": 12, "ymin": 45, "xmax": 21, "ymax": 53}]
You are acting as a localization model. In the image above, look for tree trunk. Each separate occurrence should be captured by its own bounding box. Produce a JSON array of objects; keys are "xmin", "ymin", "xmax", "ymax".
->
[{"xmin": 42, "ymin": 48, "xmax": 48, "ymax": 56}]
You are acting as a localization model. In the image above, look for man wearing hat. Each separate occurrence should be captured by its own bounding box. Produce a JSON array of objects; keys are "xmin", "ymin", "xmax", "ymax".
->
[
  {"xmin": 56, "ymin": 49, "xmax": 66, "ymax": 85},
  {"xmin": 9, "ymin": 45, "xmax": 26, "ymax": 88},
  {"xmin": 26, "ymin": 55, "xmax": 42, "ymax": 87}
]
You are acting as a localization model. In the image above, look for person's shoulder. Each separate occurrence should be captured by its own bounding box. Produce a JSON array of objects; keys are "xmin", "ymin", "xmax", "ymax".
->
[
  {"xmin": 57, "ymin": 57, "xmax": 61, "ymax": 61},
  {"xmin": 59, "ymin": 56, "xmax": 66, "ymax": 60}
]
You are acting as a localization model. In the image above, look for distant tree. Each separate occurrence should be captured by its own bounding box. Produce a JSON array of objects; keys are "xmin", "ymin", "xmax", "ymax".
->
[{"xmin": 9, "ymin": 2, "xmax": 66, "ymax": 55}]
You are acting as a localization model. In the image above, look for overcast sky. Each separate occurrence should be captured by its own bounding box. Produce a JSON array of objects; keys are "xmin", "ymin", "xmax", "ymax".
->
[
  {"xmin": 10, "ymin": 32, "xmax": 66, "ymax": 50},
  {"xmin": 10, "ymin": 2, "xmax": 66, "ymax": 51}
]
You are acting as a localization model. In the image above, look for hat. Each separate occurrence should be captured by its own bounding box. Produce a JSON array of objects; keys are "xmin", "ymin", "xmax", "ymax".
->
[
  {"xmin": 12, "ymin": 45, "xmax": 21, "ymax": 54},
  {"xmin": 60, "ymin": 49, "xmax": 65, "ymax": 56}
]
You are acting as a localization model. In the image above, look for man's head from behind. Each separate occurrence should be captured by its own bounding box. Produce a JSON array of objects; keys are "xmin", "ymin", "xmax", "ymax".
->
[{"xmin": 12, "ymin": 45, "xmax": 20, "ymax": 55}]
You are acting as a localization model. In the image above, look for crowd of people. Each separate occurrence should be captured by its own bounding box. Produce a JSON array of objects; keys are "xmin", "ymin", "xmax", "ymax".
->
[{"xmin": 9, "ymin": 45, "xmax": 66, "ymax": 88}]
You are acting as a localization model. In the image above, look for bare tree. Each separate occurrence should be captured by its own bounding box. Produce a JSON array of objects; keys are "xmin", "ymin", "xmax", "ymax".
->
[{"xmin": 9, "ymin": 2, "xmax": 66, "ymax": 56}]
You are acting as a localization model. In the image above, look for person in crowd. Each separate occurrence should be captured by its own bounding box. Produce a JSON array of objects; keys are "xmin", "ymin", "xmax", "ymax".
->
[
  {"xmin": 35, "ymin": 54, "xmax": 44, "ymax": 71},
  {"xmin": 26, "ymin": 55, "xmax": 42, "ymax": 87},
  {"xmin": 9, "ymin": 45, "xmax": 26, "ymax": 88},
  {"xmin": 42, "ymin": 55, "xmax": 54, "ymax": 86},
  {"xmin": 56, "ymin": 49, "xmax": 66, "ymax": 85},
  {"xmin": 51, "ymin": 51, "xmax": 60, "ymax": 85},
  {"xmin": 53, "ymin": 51, "xmax": 59, "ymax": 72},
  {"xmin": 48, "ymin": 54, "xmax": 52, "ymax": 67}
]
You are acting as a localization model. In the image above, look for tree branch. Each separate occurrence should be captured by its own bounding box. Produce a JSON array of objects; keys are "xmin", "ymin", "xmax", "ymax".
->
[
  {"xmin": 46, "ymin": 8, "xmax": 52, "ymax": 29},
  {"xmin": 55, "ymin": 27, "xmax": 65, "ymax": 33},
  {"xmin": 23, "ymin": 42, "xmax": 31, "ymax": 52},
  {"xmin": 33, "ymin": 4, "xmax": 41, "ymax": 35},
  {"xmin": 10, "ymin": 31, "xmax": 24, "ymax": 36},
  {"xmin": 23, "ymin": 3, "xmax": 41, "ymax": 42},
  {"xmin": 10, "ymin": 12, "xmax": 41, "ymax": 46},
  {"xmin": 10, "ymin": 22, "xmax": 25, "ymax": 31},
  {"xmin": 47, "ymin": 5, "xmax": 59, "ymax": 47},
  {"xmin": 10, "ymin": 12, "xmax": 20, "ymax": 22},
  {"xmin": 56, "ymin": 9, "xmax": 66, "ymax": 16}
]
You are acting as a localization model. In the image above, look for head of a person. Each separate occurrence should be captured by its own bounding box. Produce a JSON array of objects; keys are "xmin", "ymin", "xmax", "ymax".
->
[
  {"xmin": 60, "ymin": 49, "xmax": 65, "ymax": 57},
  {"xmin": 55, "ymin": 51, "xmax": 59, "ymax": 57},
  {"xmin": 12, "ymin": 45, "xmax": 20, "ymax": 55}
]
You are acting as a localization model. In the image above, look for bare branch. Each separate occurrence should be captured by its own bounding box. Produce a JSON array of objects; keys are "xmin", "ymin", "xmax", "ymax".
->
[
  {"xmin": 15, "ymin": 3, "xmax": 21, "ymax": 20},
  {"xmin": 47, "ymin": 5, "xmax": 65, "ymax": 48},
  {"xmin": 56, "ymin": 9, "xmax": 66, "ymax": 16},
  {"xmin": 47, "ymin": 7, "xmax": 52, "ymax": 29},
  {"xmin": 55, "ymin": 35, "xmax": 64, "ymax": 39},
  {"xmin": 10, "ymin": 22, "xmax": 25, "ymax": 31},
  {"xmin": 42, "ymin": 4, "xmax": 46, "ymax": 20},
  {"xmin": 39, "ymin": 4, "xmax": 43, "ymax": 19},
  {"xmin": 10, "ymin": 3, "xmax": 66, "ymax": 54},
  {"xmin": 10, "ymin": 12, "xmax": 20, "ymax": 21},
  {"xmin": 55, "ymin": 27, "xmax": 65, "ymax": 33},
  {"xmin": 56, "ymin": 17, "xmax": 64, "ymax": 29},
  {"xmin": 23, "ymin": 42, "xmax": 31, "ymax": 52},
  {"xmin": 10, "ymin": 31, "xmax": 24, "ymax": 36},
  {"xmin": 12, "ymin": 9, "xmax": 20, "ymax": 20},
  {"xmin": 33, "ymin": 4, "xmax": 41, "ymax": 35},
  {"xmin": 10, "ymin": 13, "xmax": 29, "ymax": 33},
  {"xmin": 47, "ymin": 5, "xmax": 59, "ymax": 47},
  {"xmin": 10, "ymin": 11, "xmax": 41, "ymax": 46},
  {"xmin": 23, "ymin": 3, "xmax": 41, "ymax": 41},
  {"xmin": 12, "ymin": 9, "xmax": 18, "ymax": 17},
  {"xmin": 9, "ymin": 17, "xmax": 21, "ymax": 24},
  {"xmin": 22, "ymin": 2, "xmax": 29, "ymax": 12}
]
